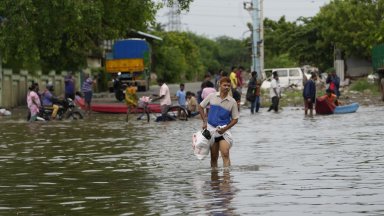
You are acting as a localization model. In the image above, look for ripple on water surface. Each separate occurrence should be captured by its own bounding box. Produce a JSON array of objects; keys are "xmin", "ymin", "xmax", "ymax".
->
[{"xmin": 0, "ymin": 107, "xmax": 384, "ymax": 215}]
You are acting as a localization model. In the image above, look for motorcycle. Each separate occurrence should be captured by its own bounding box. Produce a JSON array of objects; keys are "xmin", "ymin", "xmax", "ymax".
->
[{"xmin": 29, "ymin": 98, "xmax": 84, "ymax": 121}]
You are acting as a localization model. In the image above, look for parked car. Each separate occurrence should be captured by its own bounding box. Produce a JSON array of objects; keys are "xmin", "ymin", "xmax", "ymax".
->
[{"xmin": 260, "ymin": 67, "xmax": 306, "ymax": 90}]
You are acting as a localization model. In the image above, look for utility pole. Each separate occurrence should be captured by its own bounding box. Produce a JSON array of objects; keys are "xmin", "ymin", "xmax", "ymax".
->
[
  {"xmin": 260, "ymin": 0, "xmax": 264, "ymax": 73},
  {"xmin": 244, "ymin": 0, "xmax": 263, "ymax": 77},
  {"xmin": 252, "ymin": 0, "xmax": 260, "ymax": 75}
]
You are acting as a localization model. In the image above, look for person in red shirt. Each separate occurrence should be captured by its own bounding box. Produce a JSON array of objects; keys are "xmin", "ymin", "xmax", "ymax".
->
[{"xmin": 324, "ymin": 89, "xmax": 339, "ymax": 107}]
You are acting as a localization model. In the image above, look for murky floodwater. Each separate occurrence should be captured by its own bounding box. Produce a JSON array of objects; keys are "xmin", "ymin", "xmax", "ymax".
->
[{"xmin": 1, "ymin": 106, "xmax": 384, "ymax": 215}]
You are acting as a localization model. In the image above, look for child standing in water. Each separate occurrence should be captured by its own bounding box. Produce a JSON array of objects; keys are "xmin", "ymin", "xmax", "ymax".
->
[{"xmin": 125, "ymin": 82, "xmax": 138, "ymax": 121}]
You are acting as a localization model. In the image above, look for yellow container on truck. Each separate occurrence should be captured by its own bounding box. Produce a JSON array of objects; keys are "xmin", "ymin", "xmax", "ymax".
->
[{"xmin": 106, "ymin": 59, "xmax": 144, "ymax": 73}]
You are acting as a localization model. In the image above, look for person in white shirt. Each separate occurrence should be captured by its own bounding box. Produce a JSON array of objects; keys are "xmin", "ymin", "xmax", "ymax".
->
[
  {"xmin": 268, "ymin": 72, "xmax": 281, "ymax": 112},
  {"xmin": 152, "ymin": 78, "xmax": 173, "ymax": 121}
]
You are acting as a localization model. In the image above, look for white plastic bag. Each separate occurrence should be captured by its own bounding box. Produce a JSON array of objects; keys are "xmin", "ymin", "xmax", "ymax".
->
[
  {"xmin": 138, "ymin": 96, "xmax": 150, "ymax": 108},
  {"xmin": 192, "ymin": 130, "xmax": 214, "ymax": 160},
  {"xmin": 208, "ymin": 124, "xmax": 234, "ymax": 148}
]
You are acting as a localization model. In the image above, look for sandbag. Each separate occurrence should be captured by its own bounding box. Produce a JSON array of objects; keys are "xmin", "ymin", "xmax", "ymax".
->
[{"xmin": 192, "ymin": 129, "xmax": 214, "ymax": 160}]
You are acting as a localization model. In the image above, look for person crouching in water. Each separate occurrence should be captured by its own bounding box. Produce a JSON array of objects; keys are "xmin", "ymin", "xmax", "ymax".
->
[
  {"xmin": 324, "ymin": 88, "xmax": 339, "ymax": 107},
  {"xmin": 186, "ymin": 91, "xmax": 199, "ymax": 117},
  {"xmin": 198, "ymin": 77, "xmax": 239, "ymax": 168}
]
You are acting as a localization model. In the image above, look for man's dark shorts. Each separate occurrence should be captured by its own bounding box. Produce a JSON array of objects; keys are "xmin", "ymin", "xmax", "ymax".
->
[
  {"xmin": 84, "ymin": 91, "xmax": 93, "ymax": 104},
  {"xmin": 214, "ymin": 136, "xmax": 225, "ymax": 143}
]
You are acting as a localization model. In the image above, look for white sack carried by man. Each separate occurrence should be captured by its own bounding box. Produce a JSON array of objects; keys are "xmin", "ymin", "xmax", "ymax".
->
[
  {"xmin": 192, "ymin": 125, "xmax": 234, "ymax": 160},
  {"xmin": 207, "ymin": 124, "xmax": 234, "ymax": 148},
  {"xmin": 192, "ymin": 129, "xmax": 214, "ymax": 160}
]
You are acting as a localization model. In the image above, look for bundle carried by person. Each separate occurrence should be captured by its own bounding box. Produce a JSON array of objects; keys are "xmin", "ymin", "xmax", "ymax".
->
[
  {"xmin": 192, "ymin": 129, "xmax": 214, "ymax": 160},
  {"xmin": 192, "ymin": 124, "xmax": 234, "ymax": 160},
  {"xmin": 138, "ymin": 96, "xmax": 151, "ymax": 108},
  {"xmin": 207, "ymin": 124, "xmax": 234, "ymax": 148}
]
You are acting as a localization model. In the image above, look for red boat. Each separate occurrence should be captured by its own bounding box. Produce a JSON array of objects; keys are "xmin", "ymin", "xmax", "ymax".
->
[
  {"xmin": 91, "ymin": 103, "xmax": 163, "ymax": 113},
  {"xmin": 75, "ymin": 98, "xmax": 186, "ymax": 114},
  {"xmin": 75, "ymin": 98, "xmax": 162, "ymax": 113},
  {"xmin": 315, "ymin": 96, "xmax": 336, "ymax": 115},
  {"xmin": 316, "ymin": 96, "xmax": 359, "ymax": 115}
]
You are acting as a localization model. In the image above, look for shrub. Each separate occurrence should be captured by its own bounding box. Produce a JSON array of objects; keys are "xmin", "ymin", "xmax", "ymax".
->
[{"xmin": 350, "ymin": 78, "xmax": 379, "ymax": 95}]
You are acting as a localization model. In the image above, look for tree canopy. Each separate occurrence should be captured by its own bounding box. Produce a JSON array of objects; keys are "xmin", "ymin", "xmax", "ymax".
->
[
  {"xmin": 263, "ymin": 0, "xmax": 384, "ymax": 71},
  {"xmin": 316, "ymin": 0, "xmax": 384, "ymax": 59},
  {"xmin": 0, "ymin": 0, "xmax": 192, "ymax": 72},
  {"xmin": 3, "ymin": 0, "xmax": 384, "ymax": 81},
  {"xmin": 151, "ymin": 31, "xmax": 250, "ymax": 83}
]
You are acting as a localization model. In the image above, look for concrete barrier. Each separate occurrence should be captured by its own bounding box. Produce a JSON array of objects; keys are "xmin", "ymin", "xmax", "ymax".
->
[{"xmin": 0, "ymin": 68, "xmax": 82, "ymax": 109}]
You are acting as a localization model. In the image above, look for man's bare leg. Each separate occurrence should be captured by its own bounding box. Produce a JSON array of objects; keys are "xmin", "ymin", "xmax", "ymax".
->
[
  {"xmin": 210, "ymin": 142, "xmax": 220, "ymax": 168},
  {"xmin": 219, "ymin": 140, "xmax": 231, "ymax": 167}
]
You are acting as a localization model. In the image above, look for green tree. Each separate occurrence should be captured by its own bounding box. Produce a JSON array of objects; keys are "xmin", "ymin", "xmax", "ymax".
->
[
  {"xmin": 152, "ymin": 31, "xmax": 203, "ymax": 83},
  {"xmin": 215, "ymin": 36, "xmax": 250, "ymax": 71},
  {"xmin": 151, "ymin": 30, "xmax": 252, "ymax": 83},
  {"xmin": 162, "ymin": 0, "xmax": 194, "ymax": 10},
  {"xmin": 0, "ymin": 0, "xmax": 192, "ymax": 73},
  {"xmin": 288, "ymin": 17, "xmax": 333, "ymax": 70},
  {"xmin": 316, "ymin": 0, "xmax": 384, "ymax": 59},
  {"xmin": 263, "ymin": 17, "xmax": 298, "ymax": 68},
  {"xmin": 263, "ymin": 16, "xmax": 334, "ymax": 71},
  {"xmin": 186, "ymin": 33, "xmax": 221, "ymax": 75}
]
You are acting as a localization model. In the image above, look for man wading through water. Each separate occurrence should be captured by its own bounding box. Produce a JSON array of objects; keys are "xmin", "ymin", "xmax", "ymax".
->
[{"xmin": 198, "ymin": 77, "xmax": 239, "ymax": 168}]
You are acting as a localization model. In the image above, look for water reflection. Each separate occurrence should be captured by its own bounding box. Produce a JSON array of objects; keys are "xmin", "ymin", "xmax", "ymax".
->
[
  {"xmin": 206, "ymin": 169, "xmax": 236, "ymax": 215},
  {"xmin": 1, "ymin": 106, "xmax": 384, "ymax": 215}
]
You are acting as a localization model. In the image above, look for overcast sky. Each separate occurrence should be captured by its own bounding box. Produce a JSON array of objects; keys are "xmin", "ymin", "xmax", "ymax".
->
[{"xmin": 156, "ymin": 0, "xmax": 330, "ymax": 39}]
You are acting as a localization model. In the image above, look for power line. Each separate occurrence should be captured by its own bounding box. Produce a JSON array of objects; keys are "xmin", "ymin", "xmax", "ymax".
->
[{"xmin": 183, "ymin": 23, "xmax": 245, "ymax": 28}]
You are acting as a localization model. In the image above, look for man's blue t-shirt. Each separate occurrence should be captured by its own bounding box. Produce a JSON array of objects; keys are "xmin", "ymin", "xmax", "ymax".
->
[
  {"xmin": 65, "ymin": 76, "xmax": 75, "ymax": 94},
  {"xmin": 42, "ymin": 90, "xmax": 53, "ymax": 106},
  {"xmin": 176, "ymin": 90, "xmax": 186, "ymax": 106}
]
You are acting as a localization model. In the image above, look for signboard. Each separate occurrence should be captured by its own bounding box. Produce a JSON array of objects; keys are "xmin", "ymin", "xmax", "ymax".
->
[
  {"xmin": 106, "ymin": 59, "xmax": 144, "ymax": 72},
  {"xmin": 372, "ymin": 44, "xmax": 384, "ymax": 72}
]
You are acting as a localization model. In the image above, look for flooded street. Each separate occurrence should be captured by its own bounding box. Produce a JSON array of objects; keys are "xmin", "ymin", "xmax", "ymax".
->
[{"xmin": 1, "ymin": 106, "xmax": 384, "ymax": 215}]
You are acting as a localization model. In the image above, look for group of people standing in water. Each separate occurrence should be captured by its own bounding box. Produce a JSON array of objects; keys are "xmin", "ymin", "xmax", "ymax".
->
[
  {"xmin": 303, "ymin": 68, "xmax": 341, "ymax": 115},
  {"xmin": 24, "ymin": 66, "xmax": 344, "ymax": 170}
]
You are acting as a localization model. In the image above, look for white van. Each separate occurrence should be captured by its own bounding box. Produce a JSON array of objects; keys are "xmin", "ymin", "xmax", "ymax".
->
[{"xmin": 261, "ymin": 67, "xmax": 306, "ymax": 89}]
